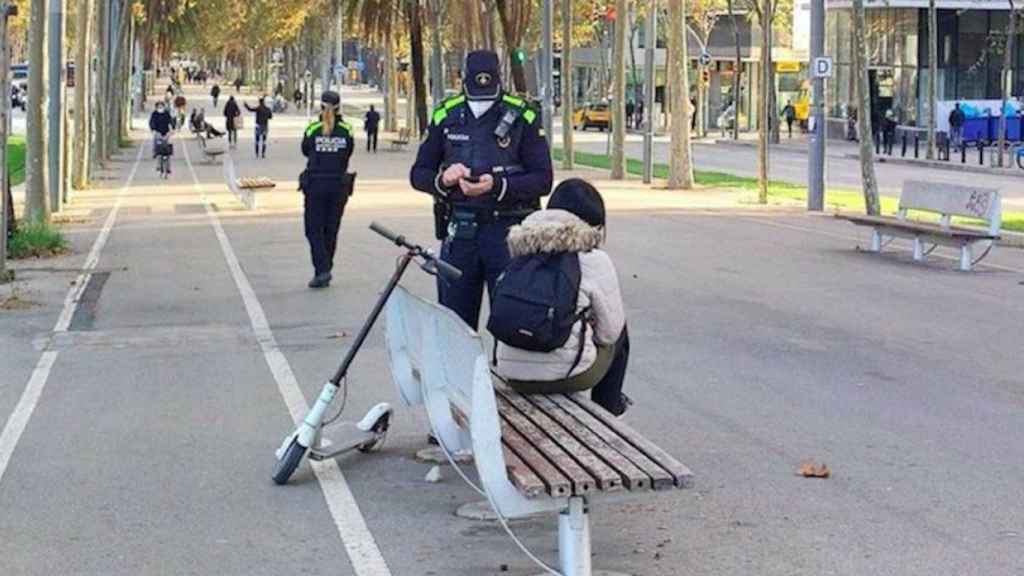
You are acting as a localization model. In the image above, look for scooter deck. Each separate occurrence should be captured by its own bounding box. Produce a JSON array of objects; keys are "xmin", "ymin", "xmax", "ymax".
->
[{"xmin": 308, "ymin": 423, "xmax": 379, "ymax": 462}]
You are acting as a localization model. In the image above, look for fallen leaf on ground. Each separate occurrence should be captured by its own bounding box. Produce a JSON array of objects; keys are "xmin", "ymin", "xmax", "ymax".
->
[{"xmin": 798, "ymin": 461, "xmax": 831, "ymax": 478}]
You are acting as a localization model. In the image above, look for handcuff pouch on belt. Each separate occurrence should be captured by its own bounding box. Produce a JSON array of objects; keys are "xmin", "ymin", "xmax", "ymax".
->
[{"xmin": 448, "ymin": 208, "xmax": 480, "ymax": 241}]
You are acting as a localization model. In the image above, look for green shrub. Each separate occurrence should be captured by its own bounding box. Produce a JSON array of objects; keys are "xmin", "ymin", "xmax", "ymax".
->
[{"xmin": 8, "ymin": 220, "xmax": 69, "ymax": 259}]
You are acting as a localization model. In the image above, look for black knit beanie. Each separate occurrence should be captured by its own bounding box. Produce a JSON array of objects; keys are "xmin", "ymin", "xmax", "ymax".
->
[{"xmin": 547, "ymin": 178, "xmax": 605, "ymax": 227}]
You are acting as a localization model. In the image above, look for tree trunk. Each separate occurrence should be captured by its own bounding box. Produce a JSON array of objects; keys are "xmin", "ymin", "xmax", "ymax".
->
[
  {"xmin": 766, "ymin": 3, "xmax": 780, "ymax": 145},
  {"xmin": 73, "ymin": 0, "xmax": 93, "ymax": 190},
  {"xmin": 406, "ymin": 0, "xmax": 429, "ymax": 134},
  {"xmin": 852, "ymin": 0, "xmax": 880, "ymax": 215},
  {"xmin": 95, "ymin": 0, "xmax": 108, "ymax": 165},
  {"xmin": 494, "ymin": 0, "xmax": 528, "ymax": 93},
  {"xmin": 926, "ymin": 0, "xmax": 937, "ymax": 159},
  {"xmin": 561, "ymin": 0, "xmax": 574, "ymax": 169},
  {"xmin": 757, "ymin": 2, "xmax": 770, "ymax": 203},
  {"xmin": 668, "ymin": 0, "xmax": 695, "ymax": 189},
  {"xmin": 998, "ymin": 2, "xmax": 1016, "ymax": 167},
  {"xmin": 26, "ymin": 0, "xmax": 49, "ymax": 222},
  {"xmin": 385, "ymin": 32, "xmax": 399, "ymax": 132},
  {"xmin": 696, "ymin": 65, "xmax": 705, "ymax": 138},
  {"xmin": 728, "ymin": 0, "xmax": 742, "ymax": 139},
  {"xmin": 611, "ymin": 0, "xmax": 627, "ymax": 179}
]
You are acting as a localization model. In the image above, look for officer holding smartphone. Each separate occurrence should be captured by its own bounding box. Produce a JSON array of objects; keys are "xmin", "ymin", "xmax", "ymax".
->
[{"xmin": 409, "ymin": 50, "xmax": 553, "ymax": 329}]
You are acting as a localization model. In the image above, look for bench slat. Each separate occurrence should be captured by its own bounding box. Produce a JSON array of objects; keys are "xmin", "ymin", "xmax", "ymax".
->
[
  {"xmin": 546, "ymin": 394, "xmax": 676, "ymax": 490},
  {"xmin": 524, "ymin": 393, "xmax": 652, "ymax": 491},
  {"xmin": 497, "ymin": 389, "xmax": 623, "ymax": 492},
  {"xmin": 836, "ymin": 214, "xmax": 998, "ymax": 239},
  {"xmin": 567, "ymin": 394, "xmax": 694, "ymax": 488},
  {"xmin": 502, "ymin": 444, "xmax": 548, "ymax": 499},
  {"xmin": 497, "ymin": 396, "xmax": 597, "ymax": 496},
  {"xmin": 500, "ymin": 419, "xmax": 572, "ymax": 497}
]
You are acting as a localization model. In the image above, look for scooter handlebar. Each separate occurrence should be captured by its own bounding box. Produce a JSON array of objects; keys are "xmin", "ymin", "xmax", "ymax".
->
[
  {"xmin": 369, "ymin": 221, "xmax": 402, "ymax": 245},
  {"xmin": 430, "ymin": 257, "xmax": 463, "ymax": 282}
]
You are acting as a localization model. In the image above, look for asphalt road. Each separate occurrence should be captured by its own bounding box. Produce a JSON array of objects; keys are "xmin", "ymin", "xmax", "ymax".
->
[{"xmin": 2, "ymin": 85, "xmax": 1024, "ymax": 575}]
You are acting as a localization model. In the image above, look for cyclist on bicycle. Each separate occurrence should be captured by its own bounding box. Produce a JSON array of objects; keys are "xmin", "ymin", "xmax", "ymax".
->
[{"xmin": 149, "ymin": 101, "xmax": 176, "ymax": 171}]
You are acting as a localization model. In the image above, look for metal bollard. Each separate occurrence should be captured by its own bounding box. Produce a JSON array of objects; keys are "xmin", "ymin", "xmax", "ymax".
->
[
  {"xmin": 961, "ymin": 141, "xmax": 967, "ymax": 164},
  {"xmin": 901, "ymin": 133, "xmax": 908, "ymax": 157},
  {"xmin": 978, "ymin": 142, "xmax": 985, "ymax": 165},
  {"xmin": 914, "ymin": 135, "xmax": 920, "ymax": 158}
]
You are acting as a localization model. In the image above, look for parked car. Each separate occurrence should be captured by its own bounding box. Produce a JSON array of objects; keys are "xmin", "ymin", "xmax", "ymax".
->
[{"xmin": 573, "ymin": 102, "xmax": 611, "ymax": 131}]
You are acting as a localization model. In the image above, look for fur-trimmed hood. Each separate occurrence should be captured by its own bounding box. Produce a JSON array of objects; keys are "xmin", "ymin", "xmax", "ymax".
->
[{"xmin": 506, "ymin": 209, "xmax": 603, "ymax": 258}]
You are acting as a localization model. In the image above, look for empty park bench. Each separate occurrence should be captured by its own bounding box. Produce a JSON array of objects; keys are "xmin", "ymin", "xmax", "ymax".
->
[
  {"xmin": 835, "ymin": 180, "xmax": 1001, "ymax": 271},
  {"xmin": 385, "ymin": 287, "xmax": 692, "ymax": 576},
  {"xmin": 223, "ymin": 156, "xmax": 274, "ymax": 210},
  {"xmin": 387, "ymin": 128, "xmax": 411, "ymax": 152}
]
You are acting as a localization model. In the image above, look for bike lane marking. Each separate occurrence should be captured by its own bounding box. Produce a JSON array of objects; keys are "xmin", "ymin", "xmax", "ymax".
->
[
  {"xmin": 0, "ymin": 143, "xmax": 145, "ymax": 485},
  {"xmin": 182, "ymin": 142, "xmax": 392, "ymax": 576}
]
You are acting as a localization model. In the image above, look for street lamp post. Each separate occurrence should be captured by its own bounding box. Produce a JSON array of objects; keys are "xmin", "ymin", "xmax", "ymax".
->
[
  {"xmin": 643, "ymin": 0, "xmax": 657, "ymax": 183},
  {"xmin": 808, "ymin": 0, "xmax": 826, "ymax": 210},
  {"xmin": 47, "ymin": 0, "xmax": 64, "ymax": 213},
  {"xmin": 542, "ymin": 0, "xmax": 555, "ymax": 156},
  {"xmin": 1, "ymin": 2, "xmax": 16, "ymax": 282}
]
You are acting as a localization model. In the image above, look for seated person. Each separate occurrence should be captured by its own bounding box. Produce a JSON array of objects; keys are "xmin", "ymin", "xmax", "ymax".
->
[{"xmin": 491, "ymin": 178, "xmax": 631, "ymax": 416}]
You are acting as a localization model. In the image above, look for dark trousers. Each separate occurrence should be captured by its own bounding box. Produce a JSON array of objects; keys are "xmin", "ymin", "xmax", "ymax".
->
[
  {"xmin": 786, "ymin": 119, "xmax": 794, "ymax": 137},
  {"xmin": 438, "ymin": 220, "xmax": 514, "ymax": 330},
  {"xmin": 588, "ymin": 327, "xmax": 630, "ymax": 415},
  {"xmin": 366, "ymin": 129, "xmax": 378, "ymax": 152},
  {"xmin": 227, "ymin": 128, "xmax": 237, "ymax": 145},
  {"xmin": 254, "ymin": 125, "xmax": 268, "ymax": 157},
  {"xmin": 303, "ymin": 188, "xmax": 348, "ymax": 276}
]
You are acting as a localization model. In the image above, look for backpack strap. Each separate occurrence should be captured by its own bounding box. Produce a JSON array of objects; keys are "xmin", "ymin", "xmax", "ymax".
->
[{"xmin": 565, "ymin": 307, "xmax": 592, "ymax": 379}]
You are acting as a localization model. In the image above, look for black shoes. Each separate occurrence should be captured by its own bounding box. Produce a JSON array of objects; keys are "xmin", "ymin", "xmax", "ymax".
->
[{"xmin": 308, "ymin": 273, "xmax": 332, "ymax": 289}]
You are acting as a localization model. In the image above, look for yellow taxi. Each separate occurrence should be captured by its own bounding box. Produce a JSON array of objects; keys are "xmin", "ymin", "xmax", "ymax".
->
[{"xmin": 573, "ymin": 103, "xmax": 611, "ymax": 131}]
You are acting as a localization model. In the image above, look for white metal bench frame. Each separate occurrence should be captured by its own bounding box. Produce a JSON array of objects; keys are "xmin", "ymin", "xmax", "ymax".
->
[
  {"xmin": 385, "ymin": 287, "xmax": 673, "ymax": 576},
  {"xmin": 864, "ymin": 181, "xmax": 1001, "ymax": 271},
  {"xmin": 195, "ymin": 131, "xmax": 227, "ymax": 164}
]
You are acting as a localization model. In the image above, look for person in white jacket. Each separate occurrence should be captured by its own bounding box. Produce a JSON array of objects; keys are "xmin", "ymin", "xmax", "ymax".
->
[{"xmin": 494, "ymin": 179, "xmax": 632, "ymax": 416}]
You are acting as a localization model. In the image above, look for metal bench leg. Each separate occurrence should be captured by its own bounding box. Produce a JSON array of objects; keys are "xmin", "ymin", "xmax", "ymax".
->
[
  {"xmin": 960, "ymin": 243, "xmax": 973, "ymax": 272},
  {"xmin": 870, "ymin": 229, "xmax": 882, "ymax": 252},
  {"xmin": 912, "ymin": 237, "xmax": 923, "ymax": 261},
  {"xmin": 559, "ymin": 497, "xmax": 592, "ymax": 576}
]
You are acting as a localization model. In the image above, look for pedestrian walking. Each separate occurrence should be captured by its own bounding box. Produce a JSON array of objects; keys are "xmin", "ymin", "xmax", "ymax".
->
[
  {"xmin": 635, "ymin": 99, "xmax": 644, "ymax": 129},
  {"xmin": 949, "ymin": 102, "xmax": 965, "ymax": 150},
  {"xmin": 299, "ymin": 91, "xmax": 355, "ymax": 289},
  {"xmin": 882, "ymin": 109, "xmax": 897, "ymax": 155},
  {"xmin": 782, "ymin": 100, "xmax": 796, "ymax": 138},
  {"xmin": 409, "ymin": 50, "xmax": 554, "ymax": 329},
  {"xmin": 234, "ymin": 77, "xmax": 243, "ymax": 93},
  {"xmin": 244, "ymin": 97, "xmax": 274, "ymax": 159},
  {"xmin": 223, "ymin": 96, "xmax": 241, "ymax": 148},
  {"xmin": 173, "ymin": 94, "xmax": 187, "ymax": 131},
  {"xmin": 364, "ymin": 105, "xmax": 381, "ymax": 153},
  {"xmin": 211, "ymin": 83, "xmax": 221, "ymax": 109},
  {"xmin": 625, "ymin": 100, "xmax": 635, "ymax": 130}
]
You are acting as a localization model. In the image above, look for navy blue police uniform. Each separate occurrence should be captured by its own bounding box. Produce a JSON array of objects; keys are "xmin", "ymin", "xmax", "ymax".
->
[
  {"xmin": 410, "ymin": 53, "xmax": 553, "ymax": 329},
  {"xmin": 301, "ymin": 113, "xmax": 354, "ymax": 287}
]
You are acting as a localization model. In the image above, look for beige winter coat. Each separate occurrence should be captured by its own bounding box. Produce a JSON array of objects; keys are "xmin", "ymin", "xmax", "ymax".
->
[{"xmin": 494, "ymin": 210, "xmax": 626, "ymax": 382}]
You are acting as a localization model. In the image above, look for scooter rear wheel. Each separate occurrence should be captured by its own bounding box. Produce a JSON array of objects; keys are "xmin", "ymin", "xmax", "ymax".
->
[{"xmin": 272, "ymin": 439, "xmax": 306, "ymax": 485}]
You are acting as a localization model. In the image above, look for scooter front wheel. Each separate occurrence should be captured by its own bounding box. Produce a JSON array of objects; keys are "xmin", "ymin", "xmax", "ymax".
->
[{"xmin": 272, "ymin": 439, "xmax": 307, "ymax": 485}]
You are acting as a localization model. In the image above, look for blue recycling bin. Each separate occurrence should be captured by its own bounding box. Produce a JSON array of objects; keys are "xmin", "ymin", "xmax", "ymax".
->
[{"xmin": 962, "ymin": 117, "xmax": 988, "ymax": 143}]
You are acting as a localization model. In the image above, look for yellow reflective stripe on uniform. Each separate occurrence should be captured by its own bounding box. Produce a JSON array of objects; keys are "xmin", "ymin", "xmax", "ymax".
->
[
  {"xmin": 444, "ymin": 95, "xmax": 466, "ymax": 109},
  {"xmin": 305, "ymin": 121, "xmax": 323, "ymax": 137},
  {"xmin": 432, "ymin": 95, "xmax": 466, "ymax": 125},
  {"xmin": 502, "ymin": 94, "xmax": 525, "ymax": 107},
  {"xmin": 522, "ymin": 109, "xmax": 537, "ymax": 124}
]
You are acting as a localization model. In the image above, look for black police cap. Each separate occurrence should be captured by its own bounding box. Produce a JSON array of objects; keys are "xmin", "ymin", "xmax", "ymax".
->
[
  {"xmin": 321, "ymin": 91, "xmax": 341, "ymax": 107},
  {"xmin": 463, "ymin": 50, "xmax": 501, "ymax": 101}
]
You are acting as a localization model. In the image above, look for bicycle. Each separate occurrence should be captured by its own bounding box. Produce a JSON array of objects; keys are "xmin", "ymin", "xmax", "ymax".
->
[{"xmin": 154, "ymin": 133, "xmax": 173, "ymax": 179}]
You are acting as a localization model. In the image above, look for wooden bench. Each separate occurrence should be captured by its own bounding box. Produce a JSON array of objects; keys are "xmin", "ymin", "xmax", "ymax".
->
[
  {"xmin": 836, "ymin": 180, "xmax": 1001, "ymax": 271},
  {"xmin": 385, "ymin": 287, "xmax": 692, "ymax": 576},
  {"xmin": 223, "ymin": 156, "xmax": 274, "ymax": 210},
  {"xmin": 387, "ymin": 127, "xmax": 411, "ymax": 152}
]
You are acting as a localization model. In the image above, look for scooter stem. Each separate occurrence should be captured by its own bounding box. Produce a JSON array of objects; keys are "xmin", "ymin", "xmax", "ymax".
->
[{"xmin": 329, "ymin": 252, "xmax": 415, "ymax": 386}]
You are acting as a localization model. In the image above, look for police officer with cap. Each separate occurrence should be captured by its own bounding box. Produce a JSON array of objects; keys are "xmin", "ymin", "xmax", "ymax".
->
[
  {"xmin": 410, "ymin": 50, "xmax": 553, "ymax": 328},
  {"xmin": 300, "ymin": 90, "xmax": 355, "ymax": 288}
]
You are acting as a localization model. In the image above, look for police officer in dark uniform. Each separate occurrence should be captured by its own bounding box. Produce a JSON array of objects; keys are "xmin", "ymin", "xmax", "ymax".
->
[
  {"xmin": 410, "ymin": 50, "xmax": 553, "ymax": 328},
  {"xmin": 301, "ymin": 90, "xmax": 355, "ymax": 289}
]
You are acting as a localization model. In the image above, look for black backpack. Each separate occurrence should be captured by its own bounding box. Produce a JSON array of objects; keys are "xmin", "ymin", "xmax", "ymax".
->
[{"xmin": 487, "ymin": 252, "xmax": 590, "ymax": 374}]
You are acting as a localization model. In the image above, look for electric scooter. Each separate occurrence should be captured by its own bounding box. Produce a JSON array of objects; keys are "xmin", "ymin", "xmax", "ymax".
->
[{"xmin": 272, "ymin": 222, "xmax": 462, "ymax": 485}]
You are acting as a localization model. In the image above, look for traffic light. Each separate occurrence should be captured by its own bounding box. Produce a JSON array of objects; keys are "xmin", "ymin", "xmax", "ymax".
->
[
  {"xmin": 512, "ymin": 49, "xmax": 527, "ymax": 65},
  {"xmin": 702, "ymin": 70, "xmax": 710, "ymax": 83}
]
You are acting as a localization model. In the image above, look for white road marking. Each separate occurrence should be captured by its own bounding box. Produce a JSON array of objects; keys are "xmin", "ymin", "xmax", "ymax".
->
[
  {"xmin": 182, "ymin": 142, "xmax": 393, "ymax": 576},
  {"xmin": 0, "ymin": 143, "xmax": 144, "ymax": 486}
]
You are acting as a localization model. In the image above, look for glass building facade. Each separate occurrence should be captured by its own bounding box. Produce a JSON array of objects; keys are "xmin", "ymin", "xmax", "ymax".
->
[{"xmin": 826, "ymin": 7, "xmax": 1024, "ymax": 124}]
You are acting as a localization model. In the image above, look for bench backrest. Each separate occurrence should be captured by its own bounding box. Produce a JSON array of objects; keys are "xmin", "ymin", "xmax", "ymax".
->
[
  {"xmin": 384, "ymin": 286, "xmax": 484, "ymax": 417},
  {"xmin": 899, "ymin": 180, "xmax": 1002, "ymax": 235}
]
